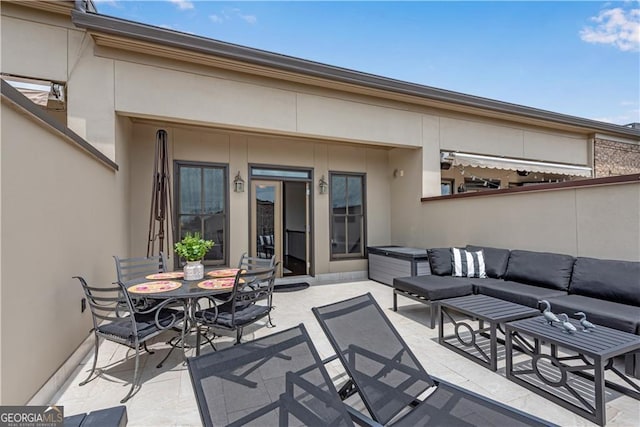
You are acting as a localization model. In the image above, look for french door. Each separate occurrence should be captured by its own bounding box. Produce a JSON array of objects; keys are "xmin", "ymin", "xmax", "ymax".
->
[{"xmin": 251, "ymin": 180, "xmax": 283, "ymax": 276}]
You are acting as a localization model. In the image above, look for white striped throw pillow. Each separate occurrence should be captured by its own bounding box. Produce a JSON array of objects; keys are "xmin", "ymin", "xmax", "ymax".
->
[{"xmin": 451, "ymin": 248, "xmax": 487, "ymax": 278}]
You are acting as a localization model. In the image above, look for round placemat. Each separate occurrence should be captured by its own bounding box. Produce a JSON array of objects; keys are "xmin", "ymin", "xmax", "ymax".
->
[
  {"xmin": 128, "ymin": 281, "xmax": 182, "ymax": 294},
  {"xmin": 198, "ymin": 278, "xmax": 236, "ymax": 290},
  {"xmin": 145, "ymin": 271, "xmax": 184, "ymax": 280},
  {"xmin": 207, "ymin": 268, "xmax": 240, "ymax": 278}
]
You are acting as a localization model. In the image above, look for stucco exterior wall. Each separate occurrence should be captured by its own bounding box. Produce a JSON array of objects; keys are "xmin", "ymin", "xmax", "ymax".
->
[
  {"xmin": 1, "ymin": 10, "xmax": 70, "ymax": 82},
  {"xmin": 0, "ymin": 103, "xmax": 130, "ymax": 404},
  {"xmin": 1, "ymin": 4, "xmax": 118, "ymax": 159},
  {"xmin": 393, "ymin": 182, "xmax": 640, "ymax": 261},
  {"xmin": 439, "ymin": 116, "xmax": 588, "ymax": 165},
  {"xmin": 128, "ymin": 122, "xmax": 390, "ymax": 274}
]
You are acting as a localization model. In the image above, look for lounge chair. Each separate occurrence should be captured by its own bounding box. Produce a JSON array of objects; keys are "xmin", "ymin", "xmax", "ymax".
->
[
  {"xmin": 187, "ymin": 324, "xmax": 363, "ymax": 426},
  {"xmin": 312, "ymin": 293, "xmax": 555, "ymax": 426}
]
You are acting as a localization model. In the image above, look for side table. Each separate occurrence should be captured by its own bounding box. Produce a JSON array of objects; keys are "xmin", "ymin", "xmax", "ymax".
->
[
  {"xmin": 505, "ymin": 316, "xmax": 640, "ymax": 426},
  {"xmin": 439, "ymin": 294, "xmax": 540, "ymax": 371}
]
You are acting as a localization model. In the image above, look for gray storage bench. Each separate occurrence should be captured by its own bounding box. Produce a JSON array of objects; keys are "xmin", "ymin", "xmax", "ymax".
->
[{"xmin": 368, "ymin": 246, "xmax": 430, "ymax": 286}]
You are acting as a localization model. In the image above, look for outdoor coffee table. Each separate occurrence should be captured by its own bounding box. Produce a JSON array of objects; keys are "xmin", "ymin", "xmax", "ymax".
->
[
  {"xmin": 505, "ymin": 316, "xmax": 640, "ymax": 426},
  {"xmin": 438, "ymin": 294, "xmax": 540, "ymax": 371}
]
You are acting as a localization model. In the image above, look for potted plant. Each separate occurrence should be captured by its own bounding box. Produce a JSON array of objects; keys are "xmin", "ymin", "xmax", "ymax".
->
[{"xmin": 174, "ymin": 232, "xmax": 214, "ymax": 280}]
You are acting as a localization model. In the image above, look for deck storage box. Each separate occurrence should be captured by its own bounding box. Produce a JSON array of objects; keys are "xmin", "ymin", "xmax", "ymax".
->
[{"xmin": 368, "ymin": 246, "xmax": 430, "ymax": 286}]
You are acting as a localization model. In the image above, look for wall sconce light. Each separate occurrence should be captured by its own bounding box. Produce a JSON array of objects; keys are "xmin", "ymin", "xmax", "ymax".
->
[
  {"xmin": 233, "ymin": 171, "xmax": 245, "ymax": 193},
  {"xmin": 318, "ymin": 175, "xmax": 328, "ymax": 194}
]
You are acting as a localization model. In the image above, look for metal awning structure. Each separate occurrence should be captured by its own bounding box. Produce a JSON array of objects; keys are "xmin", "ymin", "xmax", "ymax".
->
[
  {"xmin": 1, "ymin": 75, "xmax": 65, "ymax": 109},
  {"xmin": 442, "ymin": 152, "xmax": 592, "ymax": 177}
]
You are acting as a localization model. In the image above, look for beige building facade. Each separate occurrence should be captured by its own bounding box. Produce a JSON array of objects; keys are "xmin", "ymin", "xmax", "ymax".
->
[{"xmin": 2, "ymin": 1, "xmax": 640, "ymax": 405}]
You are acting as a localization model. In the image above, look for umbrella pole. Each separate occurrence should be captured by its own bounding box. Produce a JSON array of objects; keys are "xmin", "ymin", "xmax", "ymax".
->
[{"xmin": 147, "ymin": 129, "xmax": 172, "ymax": 258}]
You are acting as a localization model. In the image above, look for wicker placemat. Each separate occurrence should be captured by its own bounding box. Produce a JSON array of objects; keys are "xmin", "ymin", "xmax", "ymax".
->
[
  {"xmin": 198, "ymin": 278, "xmax": 236, "ymax": 290},
  {"xmin": 128, "ymin": 281, "xmax": 182, "ymax": 294},
  {"xmin": 145, "ymin": 271, "xmax": 184, "ymax": 280},
  {"xmin": 207, "ymin": 268, "xmax": 240, "ymax": 278}
]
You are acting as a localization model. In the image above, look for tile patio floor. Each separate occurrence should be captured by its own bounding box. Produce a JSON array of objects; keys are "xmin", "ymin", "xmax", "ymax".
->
[{"xmin": 54, "ymin": 280, "xmax": 639, "ymax": 426}]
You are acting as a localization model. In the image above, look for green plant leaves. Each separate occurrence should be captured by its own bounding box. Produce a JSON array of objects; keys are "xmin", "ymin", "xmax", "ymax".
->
[{"xmin": 174, "ymin": 232, "xmax": 215, "ymax": 261}]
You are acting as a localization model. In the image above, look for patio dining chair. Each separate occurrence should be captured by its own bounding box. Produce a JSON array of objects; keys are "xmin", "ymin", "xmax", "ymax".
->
[
  {"xmin": 238, "ymin": 252, "xmax": 277, "ymax": 326},
  {"xmin": 237, "ymin": 252, "xmax": 276, "ymax": 270},
  {"xmin": 195, "ymin": 265, "xmax": 278, "ymax": 345},
  {"xmin": 113, "ymin": 252, "xmax": 169, "ymax": 285},
  {"xmin": 187, "ymin": 324, "xmax": 358, "ymax": 427},
  {"xmin": 75, "ymin": 276, "xmax": 185, "ymax": 403},
  {"xmin": 113, "ymin": 253, "xmax": 169, "ymax": 310},
  {"xmin": 312, "ymin": 293, "xmax": 555, "ymax": 427}
]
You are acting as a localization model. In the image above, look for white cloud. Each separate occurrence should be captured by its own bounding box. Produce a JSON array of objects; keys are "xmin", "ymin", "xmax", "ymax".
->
[
  {"xmin": 209, "ymin": 8, "xmax": 257, "ymax": 25},
  {"xmin": 580, "ymin": 7, "xmax": 640, "ymax": 52},
  {"xmin": 238, "ymin": 13, "xmax": 257, "ymax": 24},
  {"xmin": 168, "ymin": 0, "xmax": 194, "ymax": 11}
]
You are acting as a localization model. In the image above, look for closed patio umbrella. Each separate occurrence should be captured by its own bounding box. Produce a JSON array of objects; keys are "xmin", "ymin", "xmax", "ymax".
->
[{"xmin": 147, "ymin": 129, "xmax": 173, "ymax": 257}]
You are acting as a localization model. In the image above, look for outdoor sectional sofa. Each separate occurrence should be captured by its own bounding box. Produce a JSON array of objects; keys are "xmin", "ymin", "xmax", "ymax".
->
[{"xmin": 392, "ymin": 245, "xmax": 640, "ymax": 375}]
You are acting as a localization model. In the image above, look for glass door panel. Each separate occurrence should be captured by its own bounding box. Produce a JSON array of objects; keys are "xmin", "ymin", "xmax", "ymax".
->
[{"xmin": 251, "ymin": 180, "xmax": 282, "ymax": 276}]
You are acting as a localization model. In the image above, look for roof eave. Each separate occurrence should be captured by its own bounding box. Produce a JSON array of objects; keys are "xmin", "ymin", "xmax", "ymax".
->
[{"xmin": 70, "ymin": 10, "xmax": 640, "ymax": 140}]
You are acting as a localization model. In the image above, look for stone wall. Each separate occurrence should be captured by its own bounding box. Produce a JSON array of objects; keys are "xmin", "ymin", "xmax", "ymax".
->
[{"xmin": 594, "ymin": 138, "xmax": 640, "ymax": 177}]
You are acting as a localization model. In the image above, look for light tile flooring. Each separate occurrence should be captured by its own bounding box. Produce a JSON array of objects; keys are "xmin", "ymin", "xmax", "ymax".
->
[{"xmin": 54, "ymin": 280, "xmax": 640, "ymax": 426}]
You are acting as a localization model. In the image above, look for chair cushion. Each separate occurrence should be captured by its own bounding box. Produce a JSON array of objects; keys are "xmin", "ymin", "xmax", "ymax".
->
[
  {"xmin": 466, "ymin": 245, "xmax": 510, "ymax": 279},
  {"xmin": 393, "ymin": 275, "xmax": 474, "ymax": 301},
  {"xmin": 504, "ymin": 250, "xmax": 575, "ymax": 291},
  {"xmin": 98, "ymin": 309, "xmax": 183, "ymax": 342},
  {"xmin": 203, "ymin": 304, "xmax": 270, "ymax": 328},
  {"xmin": 546, "ymin": 295, "xmax": 640, "ymax": 334},
  {"xmin": 428, "ymin": 248, "xmax": 453, "ymax": 276},
  {"xmin": 451, "ymin": 248, "xmax": 486, "ymax": 278},
  {"xmin": 569, "ymin": 257, "xmax": 640, "ymax": 306},
  {"xmin": 475, "ymin": 279, "xmax": 567, "ymax": 309}
]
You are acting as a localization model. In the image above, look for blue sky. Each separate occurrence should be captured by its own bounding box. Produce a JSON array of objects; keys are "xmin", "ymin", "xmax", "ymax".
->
[{"xmin": 94, "ymin": 1, "xmax": 640, "ymax": 125}]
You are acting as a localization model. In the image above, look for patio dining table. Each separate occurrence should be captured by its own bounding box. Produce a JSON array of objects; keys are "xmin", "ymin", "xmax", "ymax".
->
[{"xmin": 126, "ymin": 268, "xmax": 242, "ymax": 363}]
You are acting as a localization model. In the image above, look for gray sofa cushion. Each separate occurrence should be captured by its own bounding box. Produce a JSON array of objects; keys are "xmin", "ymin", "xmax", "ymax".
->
[
  {"xmin": 569, "ymin": 257, "xmax": 640, "ymax": 306},
  {"xmin": 393, "ymin": 275, "xmax": 473, "ymax": 301},
  {"xmin": 428, "ymin": 248, "xmax": 453, "ymax": 276},
  {"xmin": 546, "ymin": 295, "xmax": 640, "ymax": 334},
  {"xmin": 475, "ymin": 278, "xmax": 567, "ymax": 309},
  {"xmin": 466, "ymin": 245, "xmax": 510, "ymax": 279},
  {"xmin": 504, "ymin": 250, "xmax": 575, "ymax": 291}
]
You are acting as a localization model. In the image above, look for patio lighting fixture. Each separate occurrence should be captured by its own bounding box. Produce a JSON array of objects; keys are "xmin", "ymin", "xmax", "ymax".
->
[
  {"xmin": 318, "ymin": 175, "xmax": 328, "ymax": 194},
  {"xmin": 233, "ymin": 171, "xmax": 245, "ymax": 193}
]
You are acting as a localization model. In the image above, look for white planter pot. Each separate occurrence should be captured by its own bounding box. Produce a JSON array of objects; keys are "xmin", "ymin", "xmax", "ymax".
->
[{"xmin": 184, "ymin": 260, "xmax": 204, "ymax": 281}]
